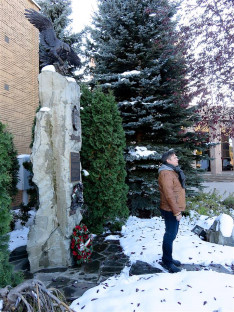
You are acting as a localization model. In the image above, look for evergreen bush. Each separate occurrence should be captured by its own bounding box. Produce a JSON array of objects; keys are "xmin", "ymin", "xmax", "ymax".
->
[
  {"xmin": 80, "ymin": 85, "xmax": 129, "ymax": 233},
  {"xmin": 222, "ymin": 193, "xmax": 234, "ymax": 210},
  {"xmin": 186, "ymin": 190, "xmax": 233, "ymax": 218},
  {"xmin": 0, "ymin": 121, "xmax": 22, "ymax": 287}
]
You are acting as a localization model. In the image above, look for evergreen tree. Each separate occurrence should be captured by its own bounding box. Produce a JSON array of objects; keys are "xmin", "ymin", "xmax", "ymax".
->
[
  {"xmin": 0, "ymin": 122, "xmax": 22, "ymax": 287},
  {"xmin": 37, "ymin": 0, "xmax": 72, "ymax": 40},
  {"xmin": 80, "ymin": 86, "xmax": 129, "ymax": 233},
  {"xmin": 37, "ymin": 0, "xmax": 84, "ymax": 78},
  {"xmin": 87, "ymin": 0, "xmax": 205, "ymax": 216}
]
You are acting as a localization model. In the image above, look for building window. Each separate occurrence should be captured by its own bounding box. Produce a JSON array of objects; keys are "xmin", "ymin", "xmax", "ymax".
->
[
  {"xmin": 5, "ymin": 35, "xmax": 9, "ymax": 43},
  {"xmin": 4, "ymin": 84, "xmax": 9, "ymax": 91}
]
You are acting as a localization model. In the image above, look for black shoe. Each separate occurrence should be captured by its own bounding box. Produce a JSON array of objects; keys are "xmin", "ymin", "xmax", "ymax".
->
[
  {"xmin": 168, "ymin": 264, "xmax": 181, "ymax": 273},
  {"xmin": 172, "ymin": 259, "xmax": 181, "ymax": 267},
  {"xmin": 161, "ymin": 262, "xmax": 181, "ymax": 273}
]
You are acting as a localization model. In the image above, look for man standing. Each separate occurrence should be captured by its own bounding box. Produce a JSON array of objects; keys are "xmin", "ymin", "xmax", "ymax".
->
[{"xmin": 158, "ymin": 150, "xmax": 186, "ymax": 273}]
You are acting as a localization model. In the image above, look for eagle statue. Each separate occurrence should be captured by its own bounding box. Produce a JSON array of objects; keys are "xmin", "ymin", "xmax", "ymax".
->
[{"xmin": 24, "ymin": 9, "xmax": 81, "ymax": 75}]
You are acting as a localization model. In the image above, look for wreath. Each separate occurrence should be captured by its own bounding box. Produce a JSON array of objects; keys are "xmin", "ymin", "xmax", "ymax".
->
[{"xmin": 71, "ymin": 223, "xmax": 93, "ymax": 264}]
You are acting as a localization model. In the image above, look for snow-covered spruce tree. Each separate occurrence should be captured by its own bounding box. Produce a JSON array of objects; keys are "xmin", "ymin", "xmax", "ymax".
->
[
  {"xmin": 80, "ymin": 86, "xmax": 129, "ymax": 234},
  {"xmin": 87, "ymin": 0, "xmax": 205, "ymax": 216},
  {"xmin": 0, "ymin": 122, "xmax": 22, "ymax": 287}
]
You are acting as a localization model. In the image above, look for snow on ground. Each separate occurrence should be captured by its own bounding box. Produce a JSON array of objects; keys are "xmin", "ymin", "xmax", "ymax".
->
[
  {"xmin": 7, "ymin": 212, "xmax": 234, "ymax": 312},
  {"xmin": 70, "ymin": 269, "xmax": 234, "ymax": 312},
  {"xmin": 8, "ymin": 210, "xmax": 35, "ymax": 251},
  {"xmin": 70, "ymin": 215, "xmax": 234, "ymax": 312},
  {"xmin": 8, "ymin": 227, "xmax": 29, "ymax": 252},
  {"xmin": 120, "ymin": 216, "xmax": 234, "ymax": 268}
]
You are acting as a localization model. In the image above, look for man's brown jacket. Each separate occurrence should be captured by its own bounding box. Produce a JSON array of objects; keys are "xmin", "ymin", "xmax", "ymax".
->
[{"xmin": 158, "ymin": 168, "xmax": 186, "ymax": 216}]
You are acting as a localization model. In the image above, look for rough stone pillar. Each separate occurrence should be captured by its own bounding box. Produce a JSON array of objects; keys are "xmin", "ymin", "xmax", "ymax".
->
[
  {"xmin": 27, "ymin": 68, "xmax": 82, "ymax": 272},
  {"xmin": 209, "ymin": 124, "xmax": 222, "ymax": 174}
]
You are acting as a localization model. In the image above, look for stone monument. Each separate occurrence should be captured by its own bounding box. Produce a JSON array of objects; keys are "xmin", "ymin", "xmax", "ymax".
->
[{"xmin": 27, "ymin": 66, "xmax": 83, "ymax": 272}]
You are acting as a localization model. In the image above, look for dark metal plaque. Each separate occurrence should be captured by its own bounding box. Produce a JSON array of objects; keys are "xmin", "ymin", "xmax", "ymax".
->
[
  {"xmin": 70, "ymin": 152, "xmax": 80, "ymax": 182},
  {"xmin": 70, "ymin": 134, "xmax": 81, "ymax": 142}
]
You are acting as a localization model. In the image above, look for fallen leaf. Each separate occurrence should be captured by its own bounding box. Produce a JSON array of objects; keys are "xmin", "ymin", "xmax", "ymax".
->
[{"xmin": 91, "ymin": 298, "xmax": 98, "ymax": 301}]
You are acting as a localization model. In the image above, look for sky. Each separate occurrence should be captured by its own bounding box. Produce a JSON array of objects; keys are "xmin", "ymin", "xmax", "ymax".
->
[
  {"xmin": 5, "ymin": 210, "xmax": 234, "ymax": 312},
  {"xmin": 70, "ymin": 0, "xmax": 98, "ymax": 33}
]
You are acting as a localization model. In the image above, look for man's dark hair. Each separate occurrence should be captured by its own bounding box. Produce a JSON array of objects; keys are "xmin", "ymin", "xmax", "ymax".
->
[{"xmin": 161, "ymin": 150, "xmax": 175, "ymax": 164}]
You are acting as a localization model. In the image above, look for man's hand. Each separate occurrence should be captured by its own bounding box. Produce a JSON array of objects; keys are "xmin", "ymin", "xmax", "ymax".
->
[{"xmin": 176, "ymin": 213, "xmax": 182, "ymax": 221}]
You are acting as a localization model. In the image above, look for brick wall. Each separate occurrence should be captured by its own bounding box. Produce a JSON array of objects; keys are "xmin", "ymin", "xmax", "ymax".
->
[{"xmin": 0, "ymin": 0, "xmax": 39, "ymax": 155}]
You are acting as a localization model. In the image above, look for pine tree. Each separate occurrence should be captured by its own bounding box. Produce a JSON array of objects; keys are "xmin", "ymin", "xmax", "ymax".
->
[
  {"xmin": 0, "ymin": 122, "xmax": 22, "ymax": 287},
  {"xmin": 87, "ymin": 0, "xmax": 205, "ymax": 216},
  {"xmin": 80, "ymin": 86, "xmax": 129, "ymax": 233}
]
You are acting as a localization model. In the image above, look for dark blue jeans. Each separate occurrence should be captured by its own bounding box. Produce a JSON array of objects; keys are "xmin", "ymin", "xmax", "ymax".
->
[{"xmin": 160, "ymin": 209, "xmax": 179, "ymax": 265}]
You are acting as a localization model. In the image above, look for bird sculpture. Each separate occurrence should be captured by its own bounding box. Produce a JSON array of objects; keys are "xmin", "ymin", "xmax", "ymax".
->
[{"xmin": 24, "ymin": 9, "xmax": 81, "ymax": 75}]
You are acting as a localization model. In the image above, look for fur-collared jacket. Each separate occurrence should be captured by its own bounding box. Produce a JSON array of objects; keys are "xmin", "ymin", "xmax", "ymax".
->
[{"xmin": 158, "ymin": 164, "xmax": 186, "ymax": 216}]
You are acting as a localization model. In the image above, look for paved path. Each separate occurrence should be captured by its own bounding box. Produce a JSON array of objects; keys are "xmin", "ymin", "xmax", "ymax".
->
[{"xmin": 202, "ymin": 182, "xmax": 234, "ymax": 199}]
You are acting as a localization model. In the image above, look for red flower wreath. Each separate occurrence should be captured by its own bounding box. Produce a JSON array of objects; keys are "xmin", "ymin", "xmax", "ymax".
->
[{"xmin": 71, "ymin": 223, "xmax": 93, "ymax": 264}]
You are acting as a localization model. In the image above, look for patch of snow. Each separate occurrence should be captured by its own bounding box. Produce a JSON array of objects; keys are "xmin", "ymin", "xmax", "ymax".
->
[
  {"xmin": 120, "ymin": 70, "xmax": 141, "ymax": 77},
  {"xmin": 17, "ymin": 154, "xmax": 30, "ymax": 159},
  {"xmin": 70, "ymin": 270, "xmax": 234, "ymax": 312},
  {"xmin": 104, "ymin": 235, "xmax": 120, "ymax": 241},
  {"xmin": 41, "ymin": 65, "xmax": 56, "ymax": 72},
  {"xmin": 66, "ymin": 77, "xmax": 76, "ymax": 82},
  {"xmin": 129, "ymin": 146, "xmax": 156, "ymax": 158},
  {"xmin": 8, "ymin": 227, "xmax": 29, "ymax": 252},
  {"xmin": 82, "ymin": 169, "xmax": 89, "ymax": 176},
  {"xmin": 13, "ymin": 210, "xmax": 36, "ymax": 230},
  {"xmin": 0, "ymin": 300, "xmax": 3, "ymax": 311},
  {"xmin": 120, "ymin": 216, "xmax": 234, "ymax": 268},
  {"xmin": 216, "ymin": 214, "xmax": 233, "ymax": 237},
  {"xmin": 40, "ymin": 107, "xmax": 51, "ymax": 112}
]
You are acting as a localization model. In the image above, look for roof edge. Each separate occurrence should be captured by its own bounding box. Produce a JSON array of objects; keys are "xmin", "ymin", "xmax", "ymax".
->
[{"xmin": 29, "ymin": 0, "xmax": 41, "ymax": 10}]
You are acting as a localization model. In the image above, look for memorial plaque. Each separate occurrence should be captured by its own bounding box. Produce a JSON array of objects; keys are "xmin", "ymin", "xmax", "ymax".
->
[
  {"xmin": 70, "ymin": 152, "xmax": 80, "ymax": 182},
  {"xmin": 70, "ymin": 134, "xmax": 81, "ymax": 142}
]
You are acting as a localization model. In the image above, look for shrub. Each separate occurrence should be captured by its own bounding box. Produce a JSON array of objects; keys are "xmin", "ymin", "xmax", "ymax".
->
[
  {"xmin": 0, "ymin": 121, "xmax": 22, "ymax": 287},
  {"xmin": 186, "ymin": 190, "xmax": 233, "ymax": 217},
  {"xmin": 222, "ymin": 193, "xmax": 234, "ymax": 209},
  {"xmin": 80, "ymin": 85, "xmax": 129, "ymax": 234}
]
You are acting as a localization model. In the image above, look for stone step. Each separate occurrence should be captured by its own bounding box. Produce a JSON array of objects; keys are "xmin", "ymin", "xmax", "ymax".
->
[{"xmin": 202, "ymin": 173, "xmax": 234, "ymax": 182}]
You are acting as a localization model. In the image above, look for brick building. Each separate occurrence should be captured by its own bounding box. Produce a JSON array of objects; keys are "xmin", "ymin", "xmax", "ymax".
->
[
  {"xmin": 0, "ymin": 0, "xmax": 40, "ymax": 155},
  {"xmin": 0, "ymin": 0, "xmax": 40, "ymax": 205}
]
